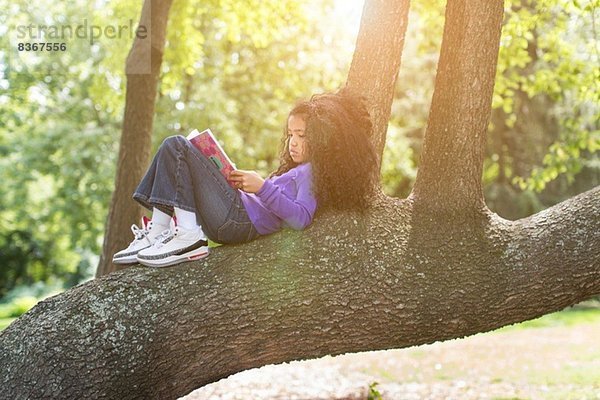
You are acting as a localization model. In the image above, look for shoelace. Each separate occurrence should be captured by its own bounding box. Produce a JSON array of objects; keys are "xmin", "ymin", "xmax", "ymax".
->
[
  {"xmin": 130, "ymin": 224, "xmax": 149, "ymax": 241},
  {"xmin": 152, "ymin": 228, "xmax": 174, "ymax": 249}
]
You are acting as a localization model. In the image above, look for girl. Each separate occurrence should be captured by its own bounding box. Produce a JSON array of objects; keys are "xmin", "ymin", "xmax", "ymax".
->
[{"xmin": 112, "ymin": 88, "xmax": 378, "ymax": 267}]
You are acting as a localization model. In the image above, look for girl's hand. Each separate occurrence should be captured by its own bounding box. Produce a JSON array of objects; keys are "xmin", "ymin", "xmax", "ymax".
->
[{"xmin": 229, "ymin": 170, "xmax": 265, "ymax": 194}]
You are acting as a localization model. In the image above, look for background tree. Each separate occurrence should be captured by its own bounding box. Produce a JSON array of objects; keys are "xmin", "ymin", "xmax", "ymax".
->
[
  {"xmin": 0, "ymin": 0, "xmax": 143, "ymax": 295},
  {"xmin": 485, "ymin": 0, "xmax": 600, "ymax": 218},
  {"xmin": 96, "ymin": 0, "xmax": 174, "ymax": 277},
  {"xmin": 1, "ymin": 0, "xmax": 598, "ymax": 399}
]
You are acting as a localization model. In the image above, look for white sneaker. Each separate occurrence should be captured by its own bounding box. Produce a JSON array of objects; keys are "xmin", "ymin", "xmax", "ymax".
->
[
  {"xmin": 136, "ymin": 225, "xmax": 209, "ymax": 267},
  {"xmin": 112, "ymin": 216, "xmax": 172, "ymax": 264}
]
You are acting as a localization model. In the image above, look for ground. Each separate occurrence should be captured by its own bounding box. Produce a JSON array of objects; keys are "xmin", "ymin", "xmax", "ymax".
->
[{"xmin": 182, "ymin": 309, "xmax": 600, "ymax": 400}]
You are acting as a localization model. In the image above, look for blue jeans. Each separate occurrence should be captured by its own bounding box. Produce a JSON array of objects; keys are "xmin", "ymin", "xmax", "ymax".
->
[{"xmin": 132, "ymin": 135, "xmax": 260, "ymax": 244}]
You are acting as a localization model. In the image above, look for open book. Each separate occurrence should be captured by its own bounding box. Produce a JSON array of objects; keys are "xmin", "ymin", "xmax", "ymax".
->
[{"xmin": 186, "ymin": 128, "xmax": 237, "ymax": 187}]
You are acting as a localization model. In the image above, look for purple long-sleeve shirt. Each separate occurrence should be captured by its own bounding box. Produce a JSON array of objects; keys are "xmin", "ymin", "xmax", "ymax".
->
[{"xmin": 240, "ymin": 163, "xmax": 317, "ymax": 235}]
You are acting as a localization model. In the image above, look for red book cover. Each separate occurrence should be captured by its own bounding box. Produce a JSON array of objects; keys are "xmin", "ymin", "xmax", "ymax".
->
[{"xmin": 186, "ymin": 129, "xmax": 237, "ymax": 188}]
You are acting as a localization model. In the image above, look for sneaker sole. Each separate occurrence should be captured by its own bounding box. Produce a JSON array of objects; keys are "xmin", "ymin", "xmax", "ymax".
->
[
  {"xmin": 113, "ymin": 244, "xmax": 153, "ymax": 264},
  {"xmin": 112, "ymin": 254, "xmax": 142, "ymax": 264},
  {"xmin": 137, "ymin": 247, "xmax": 209, "ymax": 268}
]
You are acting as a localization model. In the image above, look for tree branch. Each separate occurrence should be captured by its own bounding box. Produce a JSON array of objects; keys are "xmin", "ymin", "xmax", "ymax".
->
[
  {"xmin": 411, "ymin": 0, "xmax": 505, "ymax": 208},
  {"xmin": 2, "ymin": 187, "xmax": 598, "ymax": 399},
  {"xmin": 346, "ymin": 0, "xmax": 411, "ymax": 165}
]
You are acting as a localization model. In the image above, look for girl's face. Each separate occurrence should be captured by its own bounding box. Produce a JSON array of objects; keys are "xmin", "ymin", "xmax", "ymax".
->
[{"xmin": 287, "ymin": 114, "xmax": 308, "ymax": 163}]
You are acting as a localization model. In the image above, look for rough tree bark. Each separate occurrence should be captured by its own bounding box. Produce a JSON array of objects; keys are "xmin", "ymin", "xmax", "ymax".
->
[
  {"xmin": 346, "ymin": 0, "xmax": 410, "ymax": 167},
  {"xmin": 1, "ymin": 0, "xmax": 599, "ymax": 399},
  {"xmin": 411, "ymin": 1, "xmax": 504, "ymax": 210},
  {"xmin": 96, "ymin": 0, "xmax": 174, "ymax": 277}
]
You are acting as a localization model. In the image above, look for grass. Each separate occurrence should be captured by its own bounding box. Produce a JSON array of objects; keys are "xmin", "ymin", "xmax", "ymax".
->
[
  {"xmin": 349, "ymin": 305, "xmax": 600, "ymax": 399},
  {"xmin": 529, "ymin": 362, "xmax": 600, "ymax": 386},
  {"xmin": 496, "ymin": 305, "xmax": 600, "ymax": 331}
]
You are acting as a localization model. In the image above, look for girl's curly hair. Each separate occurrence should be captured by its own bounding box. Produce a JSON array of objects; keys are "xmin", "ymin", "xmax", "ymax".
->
[{"xmin": 271, "ymin": 87, "xmax": 379, "ymax": 211}]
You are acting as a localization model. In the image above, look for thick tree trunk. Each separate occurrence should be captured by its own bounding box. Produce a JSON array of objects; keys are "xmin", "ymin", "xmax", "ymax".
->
[
  {"xmin": 1, "ymin": 188, "xmax": 599, "ymax": 399},
  {"xmin": 96, "ymin": 0, "xmax": 173, "ymax": 277},
  {"xmin": 2, "ymin": 0, "xmax": 599, "ymax": 399}
]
